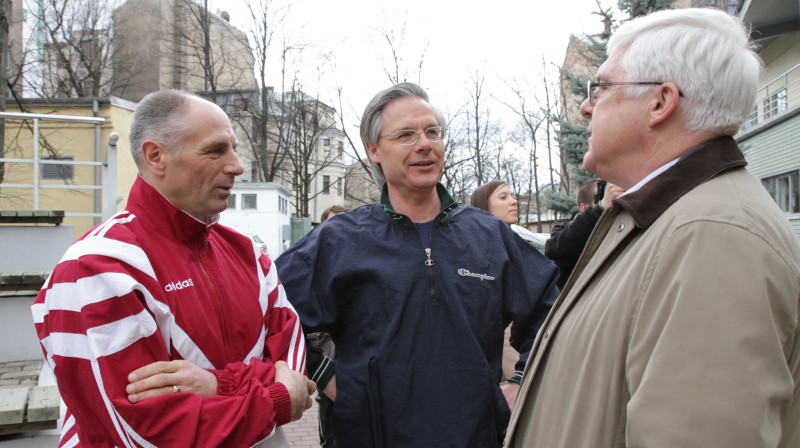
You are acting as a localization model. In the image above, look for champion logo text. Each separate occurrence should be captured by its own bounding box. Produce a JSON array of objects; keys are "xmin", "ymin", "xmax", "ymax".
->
[{"xmin": 457, "ymin": 268, "xmax": 495, "ymax": 281}]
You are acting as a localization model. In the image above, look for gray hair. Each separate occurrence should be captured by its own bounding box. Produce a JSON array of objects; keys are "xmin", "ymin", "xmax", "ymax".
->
[
  {"xmin": 359, "ymin": 82, "xmax": 446, "ymax": 187},
  {"xmin": 129, "ymin": 89, "xmax": 199, "ymax": 170},
  {"xmin": 608, "ymin": 8, "xmax": 762, "ymax": 136}
]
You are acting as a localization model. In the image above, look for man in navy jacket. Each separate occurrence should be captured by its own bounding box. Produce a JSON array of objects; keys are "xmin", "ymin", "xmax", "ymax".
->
[{"xmin": 276, "ymin": 83, "xmax": 559, "ymax": 447}]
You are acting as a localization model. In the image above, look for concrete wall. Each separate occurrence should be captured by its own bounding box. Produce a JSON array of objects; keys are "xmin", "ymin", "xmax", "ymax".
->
[
  {"xmin": 0, "ymin": 226, "xmax": 73, "ymax": 272},
  {"xmin": 0, "ymin": 295, "xmax": 44, "ymax": 363},
  {"xmin": 0, "ymin": 225, "xmax": 73, "ymax": 364}
]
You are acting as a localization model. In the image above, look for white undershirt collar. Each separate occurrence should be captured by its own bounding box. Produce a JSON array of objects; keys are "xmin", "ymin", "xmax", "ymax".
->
[{"xmin": 619, "ymin": 157, "xmax": 680, "ymax": 197}]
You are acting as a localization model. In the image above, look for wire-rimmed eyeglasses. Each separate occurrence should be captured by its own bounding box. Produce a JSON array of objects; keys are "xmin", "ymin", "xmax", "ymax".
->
[
  {"xmin": 587, "ymin": 81, "xmax": 685, "ymax": 104},
  {"xmin": 379, "ymin": 126, "xmax": 446, "ymax": 146}
]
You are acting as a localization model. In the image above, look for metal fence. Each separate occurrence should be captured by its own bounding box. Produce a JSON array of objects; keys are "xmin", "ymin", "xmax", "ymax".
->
[
  {"xmin": 0, "ymin": 111, "xmax": 119, "ymax": 223},
  {"xmin": 742, "ymin": 63, "xmax": 800, "ymax": 131}
]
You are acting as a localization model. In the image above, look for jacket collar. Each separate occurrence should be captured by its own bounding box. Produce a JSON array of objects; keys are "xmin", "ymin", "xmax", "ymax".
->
[
  {"xmin": 126, "ymin": 175, "xmax": 215, "ymax": 244},
  {"xmin": 378, "ymin": 182, "xmax": 458, "ymax": 227},
  {"xmin": 614, "ymin": 136, "xmax": 746, "ymax": 229}
]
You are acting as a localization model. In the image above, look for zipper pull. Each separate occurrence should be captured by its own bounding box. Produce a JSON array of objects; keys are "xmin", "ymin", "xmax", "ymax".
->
[{"xmin": 424, "ymin": 248, "xmax": 434, "ymax": 267}]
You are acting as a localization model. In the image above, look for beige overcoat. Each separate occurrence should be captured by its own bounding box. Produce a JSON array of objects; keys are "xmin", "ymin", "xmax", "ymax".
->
[{"xmin": 506, "ymin": 137, "xmax": 800, "ymax": 448}]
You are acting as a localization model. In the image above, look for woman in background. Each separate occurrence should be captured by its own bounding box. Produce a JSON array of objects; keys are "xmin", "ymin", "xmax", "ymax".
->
[{"xmin": 470, "ymin": 180, "xmax": 549, "ymax": 381}]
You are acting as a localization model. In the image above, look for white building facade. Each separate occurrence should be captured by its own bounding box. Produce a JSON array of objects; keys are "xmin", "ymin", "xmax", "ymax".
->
[{"xmin": 219, "ymin": 182, "xmax": 292, "ymax": 260}]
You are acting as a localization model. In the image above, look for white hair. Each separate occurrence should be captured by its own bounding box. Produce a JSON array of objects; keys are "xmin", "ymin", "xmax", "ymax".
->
[{"xmin": 608, "ymin": 8, "xmax": 762, "ymax": 136}]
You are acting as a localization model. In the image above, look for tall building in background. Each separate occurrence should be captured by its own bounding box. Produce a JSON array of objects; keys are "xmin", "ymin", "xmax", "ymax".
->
[{"xmin": 112, "ymin": 0, "xmax": 256, "ymax": 102}]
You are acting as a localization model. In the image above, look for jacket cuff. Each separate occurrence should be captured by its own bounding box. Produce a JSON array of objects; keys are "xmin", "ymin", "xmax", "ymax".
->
[
  {"xmin": 211, "ymin": 369, "xmax": 236, "ymax": 396},
  {"xmin": 309, "ymin": 354, "xmax": 335, "ymax": 390},
  {"xmin": 506, "ymin": 370, "xmax": 524, "ymax": 385},
  {"xmin": 268, "ymin": 383, "xmax": 292, "ymax": 426}
]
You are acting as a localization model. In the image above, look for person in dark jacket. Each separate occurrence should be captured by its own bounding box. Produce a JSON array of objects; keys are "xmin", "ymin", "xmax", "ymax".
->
[
  {"xmin": 309, "ymin": 204, "xmax": 348, "ymax": 448},
  {"xmin": 276, "ymin": 83, "xmax": 559, "ymax": 447},
  {"xmin": 545, "ymin": 178, "xmax": 623, "ymax": 288}
]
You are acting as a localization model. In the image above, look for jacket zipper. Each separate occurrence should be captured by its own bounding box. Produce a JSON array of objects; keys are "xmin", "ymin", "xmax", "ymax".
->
[
  {"xmin": 419, "ymin": 234, "xmax": 436, "ymax": 300},
  {"xmin": 197, "ymin": 229, "xmax": 232, "ymax": 363}
]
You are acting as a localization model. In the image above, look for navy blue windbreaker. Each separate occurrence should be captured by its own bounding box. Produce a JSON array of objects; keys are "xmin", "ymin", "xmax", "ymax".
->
[{"xmin": 275, "ymin": 184, "xmax": 559, "ymax": 447}]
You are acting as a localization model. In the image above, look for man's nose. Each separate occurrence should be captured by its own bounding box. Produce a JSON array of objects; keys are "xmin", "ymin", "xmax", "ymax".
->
[
  {"xmin": 226, "ymin": 150, "xmax": 244, "ymax": 176},
  {"xmin": 580, "ymin": 98, "xmax": 593, "ymax": 120},
  {"xmin": 414, "ymin": 131, "xmax": 433, "ymax": 150}
]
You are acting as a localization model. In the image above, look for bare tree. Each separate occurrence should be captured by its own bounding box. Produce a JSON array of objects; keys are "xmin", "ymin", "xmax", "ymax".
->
[
  {"xmin": 465, "ymin": 70, "xmax": 501, "ymax": 186},
  {"xmin": 540, "ymin": 59, "xmax": 560, "ymax": 191},
  {"xmin": 279, "ymin": 88, "xmax": 342, "ymax": 217},
  {"xmin": 232, "ymin": 0, "xmax": 292, "ymax": 183},
  {"xmin": 176, "ymin": 0, "xmax": 255, "ymax": 101},
  {"xmin": 0, "ymin": 0, "xmax": 9, "ymax": 185},
  {"xmin": 372, "ymin": 14, "xmax": 429, "ymax": 86},
  {"xmin": 30, "ymin": 0, "xmax": 115, "ymax": 98}
]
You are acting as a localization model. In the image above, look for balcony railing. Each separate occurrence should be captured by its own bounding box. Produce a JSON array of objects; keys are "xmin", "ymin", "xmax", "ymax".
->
[{"xmin": 741, "ymin": 63, "xmax": 800, "ymax": 132}]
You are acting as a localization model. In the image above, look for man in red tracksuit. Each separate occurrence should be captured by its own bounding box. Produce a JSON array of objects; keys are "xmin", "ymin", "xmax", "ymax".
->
[{"xmin": 31, "ymin": 90, "xmax": 314, "ymax": 447}]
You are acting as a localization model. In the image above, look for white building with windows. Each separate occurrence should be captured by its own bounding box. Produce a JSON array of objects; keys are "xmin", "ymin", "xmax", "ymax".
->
[
  {"xmin": 219, "ymin": 182, "xmax": 292, "ymax": 260},
  {"xmin": 736, "ymin": 0, "xmax": 800, "ymax": 239}
]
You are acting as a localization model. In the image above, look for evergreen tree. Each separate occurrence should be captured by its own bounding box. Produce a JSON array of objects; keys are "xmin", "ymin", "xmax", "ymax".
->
[
  {"xmin": 618, "ymin": 0, "xmax": 675, "ymax": 19},
  {"xmin": 546, "ymin": 0, "xmax": 674, "ymax": 220},
  {"xmin": 547, "ymin": 2, "xmax": 614, "ymax": 219}
]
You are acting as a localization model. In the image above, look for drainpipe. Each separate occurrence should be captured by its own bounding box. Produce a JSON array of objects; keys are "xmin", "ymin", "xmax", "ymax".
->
[{"xmin": 93, "ymin": 99, "xmax": 100, "ymax": 225}]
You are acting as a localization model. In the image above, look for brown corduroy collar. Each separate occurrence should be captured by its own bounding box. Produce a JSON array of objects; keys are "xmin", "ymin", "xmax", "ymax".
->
[{"xmin": 613, "ymin": 136, "xmax": 747, "ymax": 229}]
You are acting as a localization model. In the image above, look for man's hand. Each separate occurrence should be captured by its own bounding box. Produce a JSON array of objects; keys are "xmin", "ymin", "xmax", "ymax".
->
[
  {"xmin": 500, "ymin": 381, "xmax": 521, "ymax": 411},
  {"xmin": 601, "ymin": 182, "xmax": 625, "ymax": 209},
  {"xmin": 321, "ymin": 374, "xmax": 337, "ymax": 402},
  {"xmin": 127, "ymin": 360, "xmax": 217, "ymax": 403},
  {"xmin": 274, "ymin": 360, "xmax": 316, "ymax": 421}
]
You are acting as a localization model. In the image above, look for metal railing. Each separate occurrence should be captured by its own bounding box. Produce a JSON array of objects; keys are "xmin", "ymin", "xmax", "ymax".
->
[
  {"xmin": 741, "ymin": 63, "xmax": 800, "ymax": 131},
  {"xmin": 0, "ymin": 111, "xmax": 119, "ymax": 222}
]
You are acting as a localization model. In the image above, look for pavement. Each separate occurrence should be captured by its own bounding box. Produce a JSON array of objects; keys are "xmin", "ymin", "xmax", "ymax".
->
[{"xmin": 282, "ymin": 393, "xmax": 322, "ymax": 447}]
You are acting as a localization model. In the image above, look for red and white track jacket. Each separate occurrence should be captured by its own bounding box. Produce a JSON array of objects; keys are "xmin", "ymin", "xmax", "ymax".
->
[{"xmin": 31, "ymin": 176, "xmax": 305, "ymax": 447}]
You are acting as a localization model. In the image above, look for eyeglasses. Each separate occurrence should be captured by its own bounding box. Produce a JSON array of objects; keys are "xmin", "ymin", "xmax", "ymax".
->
[
  {"xmin": 379, "ymin": 126, "xmax": 446, "ymax": 145},
  {"xmin": 587, "ymin": 81, "xmax": 684, "ymax": 104}
]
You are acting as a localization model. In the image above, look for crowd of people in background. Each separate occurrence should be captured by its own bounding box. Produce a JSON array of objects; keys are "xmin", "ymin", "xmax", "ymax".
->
[{"xmin": 30, "ymin": 7, "xmax": 799, "ymax": 448}]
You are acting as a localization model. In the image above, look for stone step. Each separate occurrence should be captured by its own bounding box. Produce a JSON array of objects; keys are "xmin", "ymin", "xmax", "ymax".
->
[
  {"xmin": 0, "ymin": 271, "xmax": 50, "ymax": 293},
  {"xmin": 0, "ymin": 361, "xmax": 61, "ymax": 436},
  {"xmin": 0, "ymin": 210, "xmax": 64, "ymax": 225},
  {"xmin": 26, "ymin": 386, "xmax": 60, "ymax": 422},
  {"xmin": 0, "ymin": 387, "xmax": 28, "ymax": 425}
]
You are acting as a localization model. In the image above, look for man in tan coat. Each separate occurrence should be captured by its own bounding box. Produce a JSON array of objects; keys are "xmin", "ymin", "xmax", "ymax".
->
[{"xmin": 505, "ymin": 8, "xmax": 800, "ymax": 448}]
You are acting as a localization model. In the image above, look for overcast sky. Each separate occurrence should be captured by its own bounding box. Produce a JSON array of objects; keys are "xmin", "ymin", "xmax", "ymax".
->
[{"xmin": 212, "ymin": 0, "xmax": 613, "ymax": 132}]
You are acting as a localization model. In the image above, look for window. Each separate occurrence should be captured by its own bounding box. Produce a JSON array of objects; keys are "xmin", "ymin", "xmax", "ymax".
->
[
  {"xmin": 337, "ymin": 141, "xmax": 344, "ymax": 158},
  {"xmin": 763, "ymin": 88, "xmax": 788, "ymax": 120},
  {"xmin": 762, "ymin": 170, "xmax": 800, "ymax": 214},
  {"xmin": 278, "ymin": 196, "xmax": 288, "ymax": 215},
  {"xmin": 242, "ymin": 194, "xmax": 257, "ymax": 209},
  {"xmin": 322, "ymin": 175, "xmax": 331, "ymax": 194},
  {"xmin": 227, "ymin": 194, "xmax": 237, "ymax": 210},
  {"xmin": 41, "ymin": 156, "xmax": 75, "ymax": 181},
  {"xmin": 323, "ymin": 139, "xmax": 331, "ymax": 147}
]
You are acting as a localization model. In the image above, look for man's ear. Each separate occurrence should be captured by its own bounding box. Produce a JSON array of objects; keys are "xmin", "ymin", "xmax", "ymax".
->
[
  {"xmin": 648, "ymin": 82, "xmax": 681, "ymax": 128},
  {"xmin": 140, "ymin": 140, "xmax": 168, "ymax": 176},
  {"xmin": 366, "ymin": 142, "xmax": 380, "ymax": 164}
]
